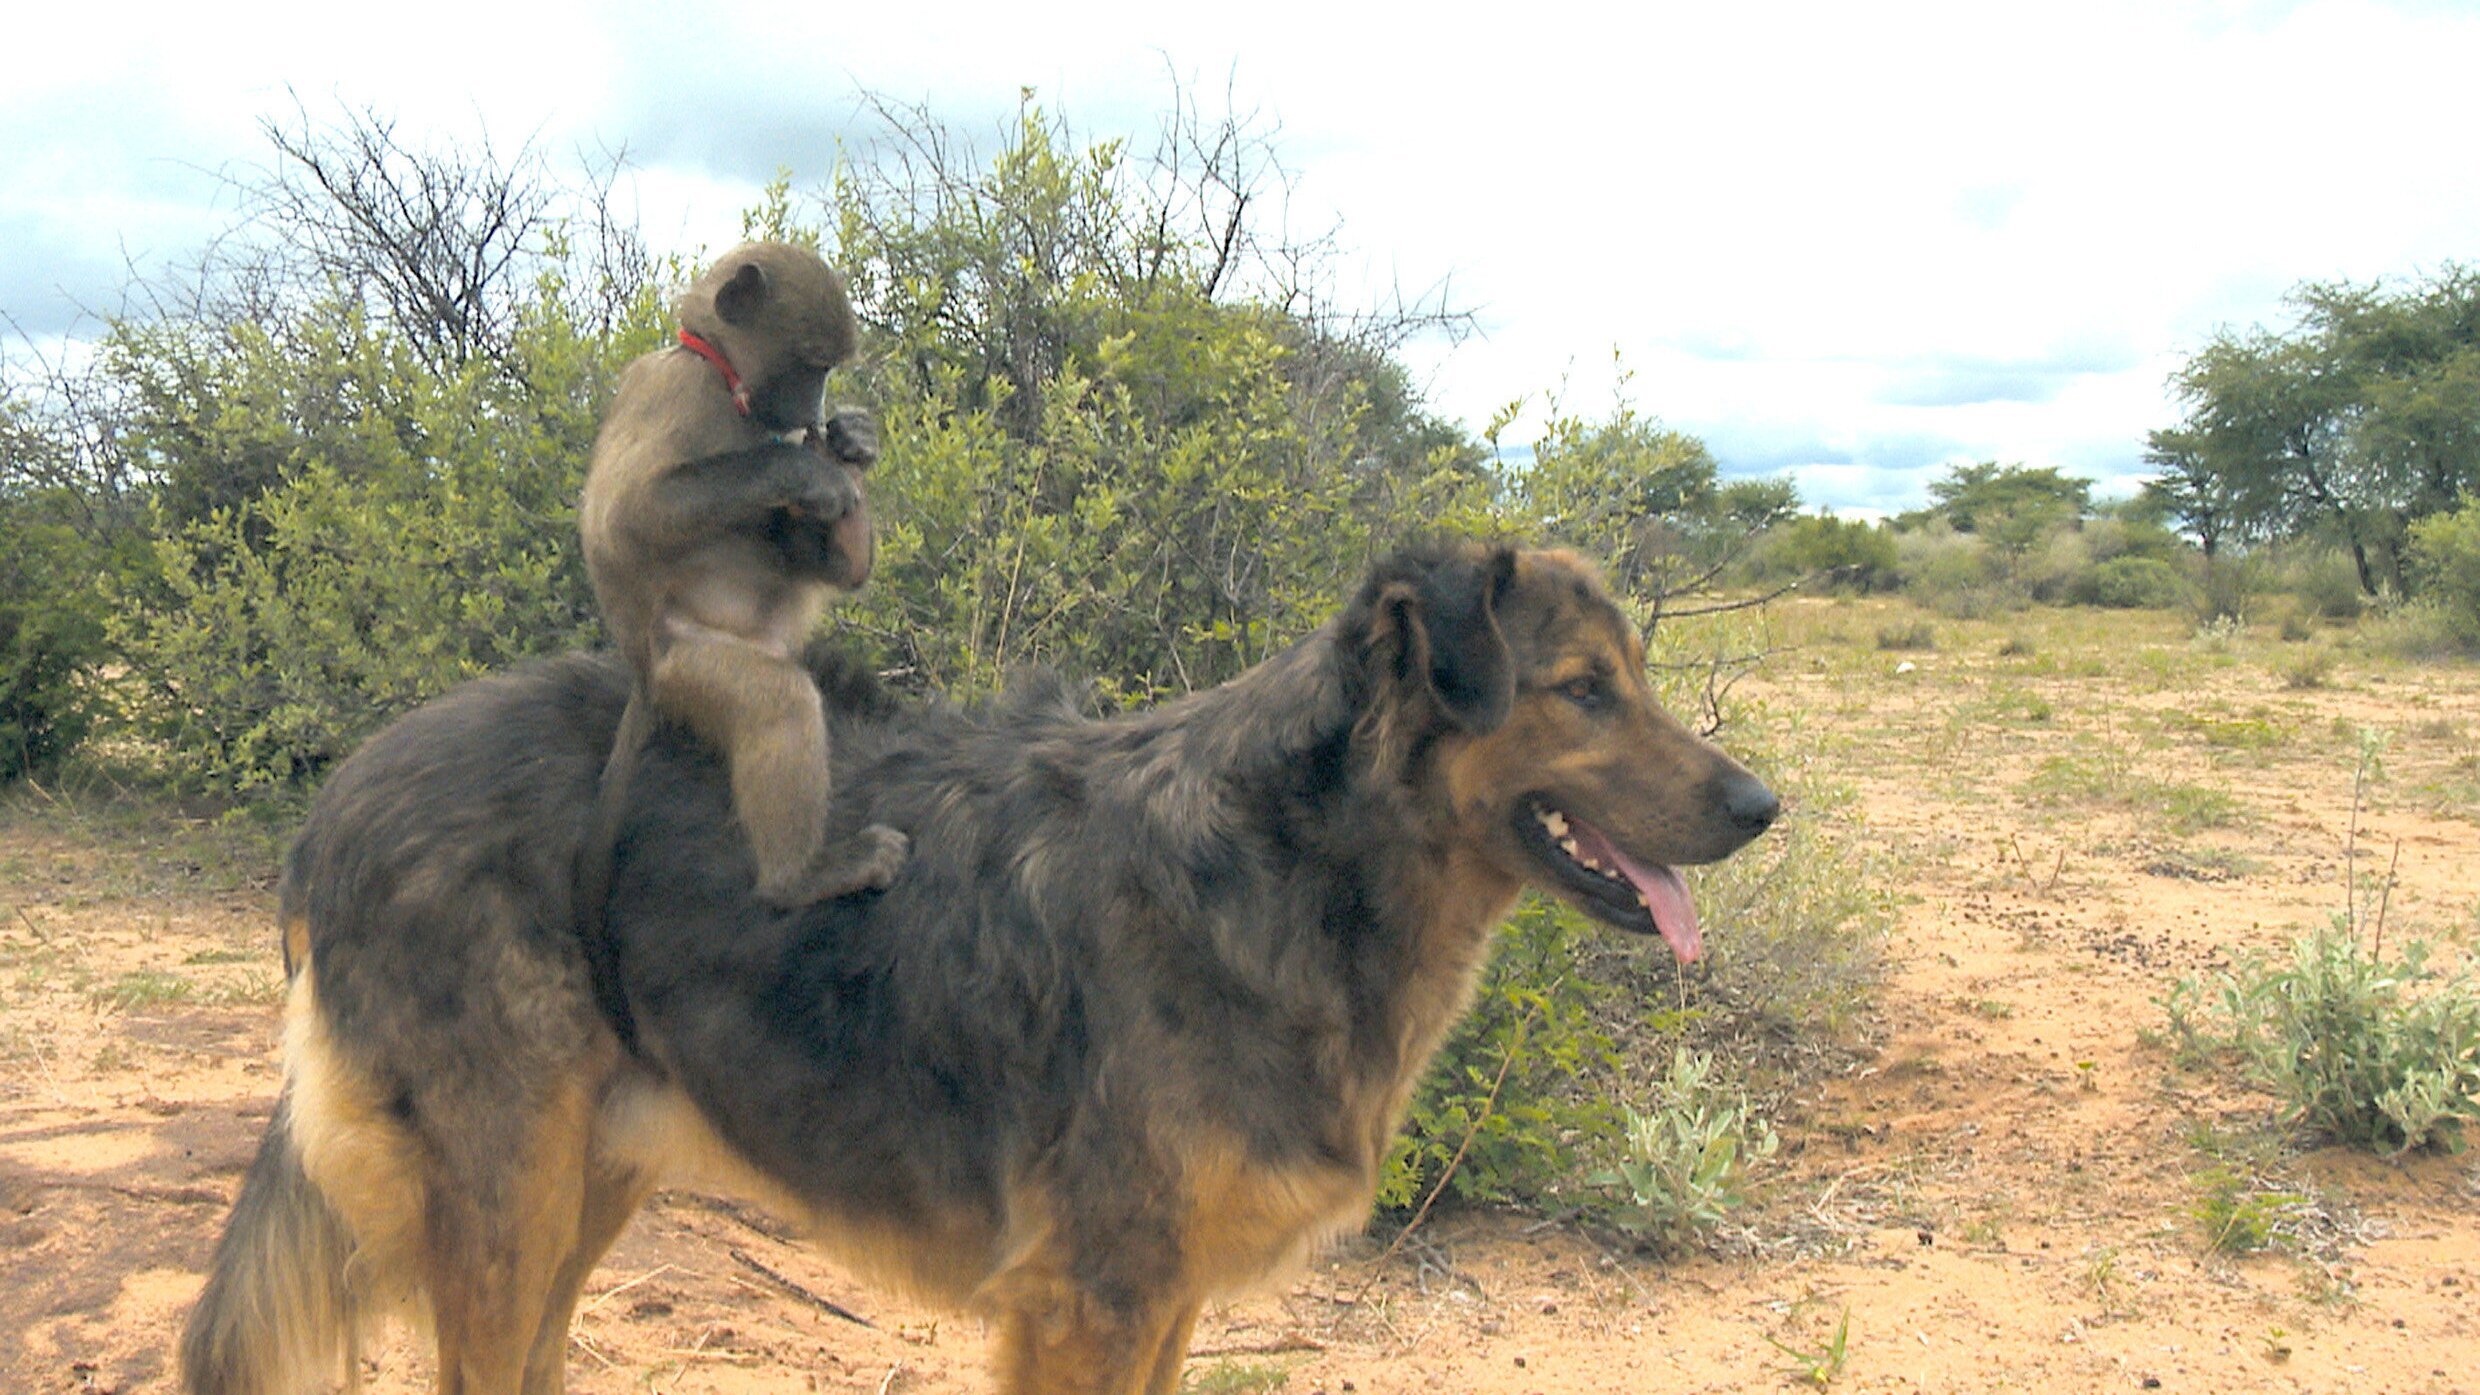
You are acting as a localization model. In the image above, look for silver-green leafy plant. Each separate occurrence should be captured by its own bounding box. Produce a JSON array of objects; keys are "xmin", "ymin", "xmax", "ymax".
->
[
  {"xmin": 1589, "ymin": 1046, "xmax": 1778, "ymax": 1247},
  {"xmin": 2163, "ymin": 923, "xmax": 2480, "ymax": 1154}
]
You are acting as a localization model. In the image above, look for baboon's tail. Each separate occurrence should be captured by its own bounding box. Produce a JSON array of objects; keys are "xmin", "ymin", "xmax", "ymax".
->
[{"xmin": 180, "ymin": 1095, "xmax": 363, "ymax": 1395}]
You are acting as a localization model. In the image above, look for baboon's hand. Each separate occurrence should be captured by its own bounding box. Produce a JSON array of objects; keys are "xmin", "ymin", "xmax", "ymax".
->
[
  {"xmin": 783, "ymin": 453, "xmax": 863, "ymax": 523},
  {"xmin": 815, "ymin": 410, "xmax": 878, "ymax": 470}
]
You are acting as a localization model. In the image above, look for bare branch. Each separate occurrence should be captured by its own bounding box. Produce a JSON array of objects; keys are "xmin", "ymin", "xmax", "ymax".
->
[
  {"xmin": 243, "ymin": 96, "xmax": 558, "ymax": 370},
  {"xmin": 1650, "ymin": 572, "xmax": 1834, "ymax": 623}
]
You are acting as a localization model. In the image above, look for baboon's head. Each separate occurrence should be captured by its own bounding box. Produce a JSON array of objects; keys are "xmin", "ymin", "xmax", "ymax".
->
[{"xmin": 678, "ymin": 242, "xmax": 859, "ymax": 435}]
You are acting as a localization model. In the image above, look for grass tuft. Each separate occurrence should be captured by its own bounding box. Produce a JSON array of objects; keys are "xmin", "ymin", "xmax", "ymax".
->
[{"xmin": 89, "ymin": 970, "xmax": 196, "ymax": 1011}]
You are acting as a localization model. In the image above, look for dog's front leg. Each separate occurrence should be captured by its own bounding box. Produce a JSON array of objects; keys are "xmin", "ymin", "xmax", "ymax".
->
[
  {"xmin": 993, "ymin": 1289, "xmax": 1201, "ymax": 1395},
  {"xmin": 1137, "ymin": 1298, "xmax": 1204, "ymax": 1395}
]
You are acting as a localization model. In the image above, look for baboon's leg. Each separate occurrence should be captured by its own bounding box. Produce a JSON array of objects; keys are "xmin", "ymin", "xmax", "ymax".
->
[
  {"xmin": 653, "ymin": 636, "xmax": 905, "ymax": 903},
  {"xmin": 654, "ymin": 637, "xmax": 826, "ymax": 900},
  {"xmin": 518, "ymin": 1157, "xmax": 656, "ymax": 1395},
  {"xmin": 424, "ymin": 1083, "xmax": 596, "ymax": 1395}
]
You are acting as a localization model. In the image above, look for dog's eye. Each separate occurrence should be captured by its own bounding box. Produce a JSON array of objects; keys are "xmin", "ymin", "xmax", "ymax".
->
[{"xmin": 1559, "ymin": 676, "xmax": 1607, "ymax": 710}]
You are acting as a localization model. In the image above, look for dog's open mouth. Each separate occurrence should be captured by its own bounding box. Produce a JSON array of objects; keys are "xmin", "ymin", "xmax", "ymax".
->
[{"xmin": 1518, "ymin": 801, "xmax": 1703, "ymax": 963}]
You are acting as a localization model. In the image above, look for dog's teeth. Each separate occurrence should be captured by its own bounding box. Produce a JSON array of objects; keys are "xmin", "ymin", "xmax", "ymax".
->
[
  {"xmin": 1540, "ymin": 810, "xmax": 1570, "ymax": 837},
  {"xmin": 1558, "ymin": 837, "xmax": 1579, "ymax": 856}
]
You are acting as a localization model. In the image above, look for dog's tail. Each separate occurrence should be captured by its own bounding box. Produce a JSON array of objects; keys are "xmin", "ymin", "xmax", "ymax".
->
[{"xmin": 180, "ymin": 1093, "xmax": 364, "ymax": 1395}]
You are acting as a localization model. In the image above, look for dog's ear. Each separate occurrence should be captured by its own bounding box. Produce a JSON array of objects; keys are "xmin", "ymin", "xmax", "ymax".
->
[{"xmin": 1374, "ymin": 544, "xmax": 1516, "ymax": 733}]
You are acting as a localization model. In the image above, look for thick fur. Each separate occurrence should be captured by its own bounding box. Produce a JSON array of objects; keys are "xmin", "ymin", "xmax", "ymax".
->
[{"xmin": 181, "ymin": 543, "xmax": 1775, "ymax": 1395}]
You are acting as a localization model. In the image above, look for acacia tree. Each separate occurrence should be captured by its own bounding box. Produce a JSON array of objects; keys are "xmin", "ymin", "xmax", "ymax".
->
[
  {"xmin": 1923, "ymin": 461, "xmax": 2090, "ymax": 537},
  {"xmin": 2159, "ymin": 266, "xmax": 2480, "ymax": 595},
  {"xmin": 2139, "ymin": 426, "xmax": 2237, "ymax": 560},
  {"xmin": 1896, "ymin": 461, "xmax": 2093, "ymax": 588}
]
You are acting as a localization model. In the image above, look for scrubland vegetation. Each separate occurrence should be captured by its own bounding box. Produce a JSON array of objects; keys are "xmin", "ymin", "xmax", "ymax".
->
[{"xmin": 3, "ymin": 95, "xmax": 2476, "ymax": 1266}]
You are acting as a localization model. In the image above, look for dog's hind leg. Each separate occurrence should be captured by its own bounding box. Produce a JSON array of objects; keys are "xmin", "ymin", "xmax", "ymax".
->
[
  {"xmin": 421, "ymin": 1077, "xmax": 601, "ymax": 1395},
  {"xmin": 518, "ymin": 1153, "xmax": 655, "ymax": 1395}
]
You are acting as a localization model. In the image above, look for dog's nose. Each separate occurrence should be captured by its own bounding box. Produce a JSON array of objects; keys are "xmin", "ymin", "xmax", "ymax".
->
[{"xmin": 1720, "ymin": 770, "xmax": 1780, "ymax": 835}]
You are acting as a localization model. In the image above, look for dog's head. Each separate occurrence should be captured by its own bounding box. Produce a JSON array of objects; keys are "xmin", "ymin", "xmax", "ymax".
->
[{"xmin": 1350, "ymin": 541, "xmax": 1778, "ymax": 963}]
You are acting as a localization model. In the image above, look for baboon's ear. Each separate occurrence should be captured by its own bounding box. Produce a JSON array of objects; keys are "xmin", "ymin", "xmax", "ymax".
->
[
  {"xmin": 714, "ymin": 262, "xmax": 769, "ymax": 325},
  {"xmin": 1381, "ymin": 545, "xmax": 1515, "ymax": 732}
]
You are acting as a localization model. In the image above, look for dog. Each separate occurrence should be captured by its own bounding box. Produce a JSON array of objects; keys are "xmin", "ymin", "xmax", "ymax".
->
[{"xmin": 180, "ymin": 540, "xmax": 1777, "ymax": 1395}]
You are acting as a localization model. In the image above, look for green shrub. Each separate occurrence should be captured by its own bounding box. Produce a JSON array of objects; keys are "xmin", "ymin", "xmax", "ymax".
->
[
  {"xmin": 2407, "ymin": 495, "xmax": 2480, "ymax": 649},
  {"xmin": 2192, "ymin": 555, "xmax": 2265, "ymax": 626},
  {"xmin": 0, "ymin": 504, "xmax": 109, "ymax": 780},
  {"xmin": 2359, "ymin": 599, "xmax": 2469, "ymax": 660},
  {"xmin": 2162, "ymin": 925, "xmax": 2480, "ymax": 1154},
  {"xmin": 1680, "ymin": 751, "xmax": 1887, "ymax": 1042},
  {"xmin": 1875, "ymin": 620, "xmax": 1936, "ymax": 651},
  {"xmin": 2279, "ymin": 648, "xmax": 2337, "ymax": 690},
  {"xmin": 2189, "ymin": 1165, "xmax": 2304, "ymax": 1254},
  {"xmin": 1763, "ymin": 514, "xmax": 1898, "ymax": 591},
  {"xmin": 2026, "ymin": 752, "xmax": 2122, "ymax": 804},
  {"xmin": 1183, "ymin": 1363, "xmax": 1290, "ymax": 1394},
  {"xmin": 112, "ymin": 450, "xmax": 597, "ymax": 790},
  {"xmin": 2083, "ymin": 514, "xmax": 2183, "ymax": 566},
  {"xmin": 1893, "ymin": 523, "xmax": 2015, "ymax": 617},
  {"xmin": 2284, "ymin": 546, "xmax": 2370, "ymax": 622},
  {"xmin": 103, "ymin": 294, "xmax": 625, "ymax": 790},
  {"xmin": 2022, "ymin": 525, "xmax": 2096, "ymax": 604},
  {"xmin": 2090, "ymin": 555, "xmax": 2190, "ymax": 610}
]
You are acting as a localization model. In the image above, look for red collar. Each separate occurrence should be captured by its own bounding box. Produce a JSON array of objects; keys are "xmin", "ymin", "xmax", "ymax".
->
[{"xmin": 677, "ymin": 329, "xmax": 751, "ymax": 416}]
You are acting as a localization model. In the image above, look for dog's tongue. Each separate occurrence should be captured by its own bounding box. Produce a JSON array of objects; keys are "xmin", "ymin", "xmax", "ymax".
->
[{"xmin": 1567, "ymin": 820, "xmax": 1703, "ymax": 964}]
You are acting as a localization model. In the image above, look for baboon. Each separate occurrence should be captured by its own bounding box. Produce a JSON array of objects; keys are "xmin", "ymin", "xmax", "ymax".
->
[{"xmin": 579, "ymin": 242, "xmax": 907, "ymax": 923}]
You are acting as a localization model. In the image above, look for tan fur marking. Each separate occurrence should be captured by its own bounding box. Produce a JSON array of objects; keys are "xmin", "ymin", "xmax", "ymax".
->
[
  {"xmin": 426, "ymin": 1080, "xmax": 596, "ymax": 1394},
  {"xmin": 279, "ymin": 914, "xmax": 310, "ymax": 977},
  {"xmin": 1173, "ymin": 1141, "xmax": 1369, "ymax": 1296},
  {"xmin": 600, "ymin": 1078, "xmax": 996, "ymax": 1307},
  {"xmin": 284, "ymin": 975, "xmax": 427, "ymax": 1315}
]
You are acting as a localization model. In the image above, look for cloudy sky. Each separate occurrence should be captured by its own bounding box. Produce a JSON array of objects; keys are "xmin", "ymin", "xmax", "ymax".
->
[{"xmin": 7, "ymin": 0, "xmax": 2476, "ymax": 516}]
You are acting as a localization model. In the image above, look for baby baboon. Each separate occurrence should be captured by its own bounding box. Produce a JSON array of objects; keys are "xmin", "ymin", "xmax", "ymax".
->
[{"xmin": 580, "ymin": 242, "xmax": 907, "ymax": 919}]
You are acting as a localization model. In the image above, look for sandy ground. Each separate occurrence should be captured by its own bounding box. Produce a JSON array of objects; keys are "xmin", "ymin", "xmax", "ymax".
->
[{"xmin": 3, "ymin": 599, "xmax": 2476, "ymax": 1394}]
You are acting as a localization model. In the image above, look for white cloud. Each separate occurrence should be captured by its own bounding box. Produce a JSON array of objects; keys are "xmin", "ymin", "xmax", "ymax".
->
[{"xmin": 8, "ymin": 0, "xmax": 2476, "ymax": 513}]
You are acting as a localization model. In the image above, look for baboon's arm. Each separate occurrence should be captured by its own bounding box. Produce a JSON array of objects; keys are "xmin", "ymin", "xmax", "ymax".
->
[{"xmin": 629, "ymin": 441, "xmax": 857, "ymax": 546}]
